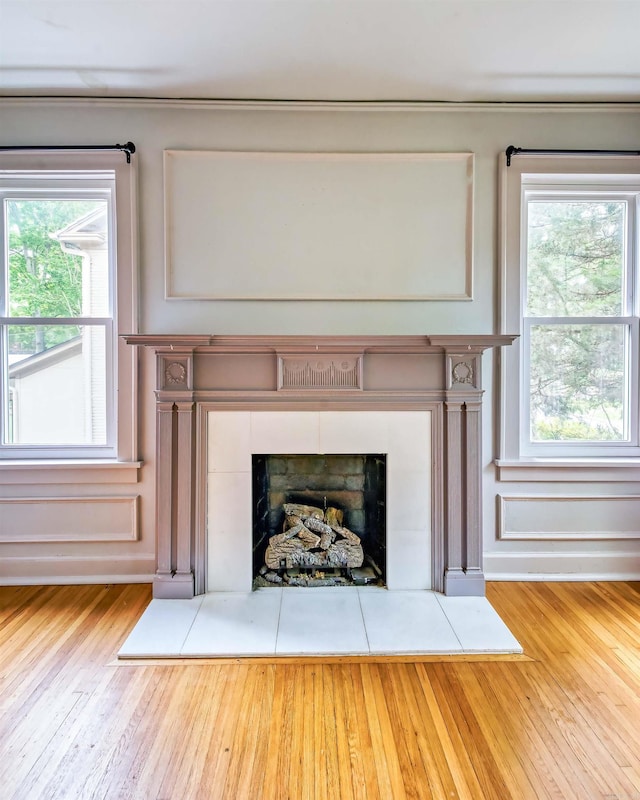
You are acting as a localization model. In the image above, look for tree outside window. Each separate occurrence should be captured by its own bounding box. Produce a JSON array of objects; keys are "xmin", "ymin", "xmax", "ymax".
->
[{"xmin": 525, "ymin": 198, "xmax": 629, "ymax": 444}]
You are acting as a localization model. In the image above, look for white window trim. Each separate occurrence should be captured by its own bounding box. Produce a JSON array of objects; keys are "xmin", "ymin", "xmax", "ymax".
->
[
  {"xmin": 0, "ymin": 150, "xmax": 138, "ymax": 464},
  {"xmin": 498, "ymin": 153, "xmax": 640, "ymax": 479}
]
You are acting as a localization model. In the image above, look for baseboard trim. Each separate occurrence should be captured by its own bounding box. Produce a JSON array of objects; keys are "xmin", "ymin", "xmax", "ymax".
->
[
  {"xmin": 484, "ymin": 551, "xmax": 640, "ymax": 582},
  {"xmin": 486, "ymin": 573, "xmax": 640, "ymax": 582},
  {"xmin": 0, "ymin": 574, "xmax": 154, "ymax": 586},
  {"xmin": 0, "ymin": 554, "xmax": 156, "ymax": 584}
]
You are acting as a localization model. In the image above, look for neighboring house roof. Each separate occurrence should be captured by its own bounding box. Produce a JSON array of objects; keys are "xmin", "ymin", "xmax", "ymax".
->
[
  {"xmin": 9, "ymin": 337, "xmax": 82, "ymax": 380},
  {"xmin": 52, "ymin": 206, "xmax": 108, "ymax": 253}
]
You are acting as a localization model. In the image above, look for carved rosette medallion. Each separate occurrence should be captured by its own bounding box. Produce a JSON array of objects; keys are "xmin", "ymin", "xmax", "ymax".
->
[
  {"xmin": 451, "ymin": 360, "xmax": 475, "ymax": 387},
  {"xmin": 165, "ymin": 361, "xmax": 187, "ymax": 385},
  {"xmin": 159, "ymin": 357, "xmax": 191, "ymax": 391}
]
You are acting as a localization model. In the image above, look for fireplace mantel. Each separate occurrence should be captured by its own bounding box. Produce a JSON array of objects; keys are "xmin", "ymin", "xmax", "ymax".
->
[{"xmin": 125, "ymin": 334, "xmax": 516, "ymax": 599}]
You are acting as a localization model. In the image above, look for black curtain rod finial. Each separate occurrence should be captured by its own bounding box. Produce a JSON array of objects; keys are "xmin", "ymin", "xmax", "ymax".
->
[
  {"xmin": 115, "ymin": 142, "xmax": 136, "ymax": 163},
  {"xmin": 505, "ymin": 145, "xmax": 519, "ymax": 166}
]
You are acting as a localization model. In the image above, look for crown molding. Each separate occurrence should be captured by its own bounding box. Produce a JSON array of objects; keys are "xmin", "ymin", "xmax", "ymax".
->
[{"xmin": 2, "ymin": 97, "xmax": 640, "ymax": 113}]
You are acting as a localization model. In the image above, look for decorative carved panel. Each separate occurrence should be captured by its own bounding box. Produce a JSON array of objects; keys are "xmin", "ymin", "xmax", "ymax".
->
[{"xmin": 278, "ymin": 354, "xmax": 363, "ymax": 391}]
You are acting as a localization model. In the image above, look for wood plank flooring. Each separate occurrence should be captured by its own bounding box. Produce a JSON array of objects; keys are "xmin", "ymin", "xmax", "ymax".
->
[{"xmin": 0, "ymin": 581, "xmax": 639, "ymax": 799}]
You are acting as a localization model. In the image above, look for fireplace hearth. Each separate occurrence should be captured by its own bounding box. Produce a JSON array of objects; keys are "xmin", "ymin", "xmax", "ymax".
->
[{"xmin": 124, "ymin": 334, "xmax": 517, "ymax": 599}]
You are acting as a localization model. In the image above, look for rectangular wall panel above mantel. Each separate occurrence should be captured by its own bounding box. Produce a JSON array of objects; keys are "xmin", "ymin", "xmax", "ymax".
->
[{"xmin": 164, "ymin": 150, "xmax": 474, "ymax": 301}]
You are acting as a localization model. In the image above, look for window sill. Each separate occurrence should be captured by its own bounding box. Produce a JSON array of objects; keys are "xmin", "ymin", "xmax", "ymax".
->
[
  {"xmin": 495, "ymin": 458, "xmax": 640, "ymax": 482},
  {"xmin": 0, "ymin": 460, "xmax": 143, "ymax": 485}
]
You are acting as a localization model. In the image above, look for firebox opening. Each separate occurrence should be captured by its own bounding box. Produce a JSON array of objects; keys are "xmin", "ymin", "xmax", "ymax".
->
[{"xmin": 252, "ymin": 454, "xmax": 386, "ymax": 588}]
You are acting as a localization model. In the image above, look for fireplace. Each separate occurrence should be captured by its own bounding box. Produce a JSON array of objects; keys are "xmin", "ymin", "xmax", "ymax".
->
[
  {"xmin": 124, "ymin": 334, "xmax": 516, "ymax": 599},
  {"xmin": 252, "ymin": 453, "xmax": 387, "ymax": 587}
]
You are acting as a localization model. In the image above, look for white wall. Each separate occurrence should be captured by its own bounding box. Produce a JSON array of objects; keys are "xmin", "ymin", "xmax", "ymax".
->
[{"xmin": 1, "ymin": 98, "xmax": 639, "ymax": 583}]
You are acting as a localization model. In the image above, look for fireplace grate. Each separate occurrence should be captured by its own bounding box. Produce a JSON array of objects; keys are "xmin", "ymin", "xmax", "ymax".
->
[{"xmin": 254, "ymin": 558, "xmax": 382, "ymax": 589}]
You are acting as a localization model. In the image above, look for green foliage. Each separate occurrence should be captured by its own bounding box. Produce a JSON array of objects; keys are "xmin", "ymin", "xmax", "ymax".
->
[
  {"xmin": 534, "ymin": 418, "xmax": 619, "ymax": 441},
  {"xmin": 7, "ymin": 199, "xmax": 97, "ymax": 353},
  {"xmin": 527, "ymin": 201, "xmax": 624, "ymax": 317},
  {"xmin": 529, "ymin": 324, "xmax": 625, "ymax": 442}
]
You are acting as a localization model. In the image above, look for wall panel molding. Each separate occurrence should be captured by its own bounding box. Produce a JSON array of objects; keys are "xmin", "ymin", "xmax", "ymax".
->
[
  {"xmin": 0, "ymin": 496, "xmax": 139, "ymax": 543},
  {"xmin": 497, "ymin": 494, "xmax": 640, "ymax": 541}
]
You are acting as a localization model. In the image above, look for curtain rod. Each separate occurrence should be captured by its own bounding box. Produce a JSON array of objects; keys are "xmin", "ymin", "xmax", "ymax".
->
[
  {"xmin": 0, "ymin": 142, "xmax": 136, "ymax": 163},
  {"xmin": 505, "ymin": 145, "xmax": 640, "ymax": 167}
]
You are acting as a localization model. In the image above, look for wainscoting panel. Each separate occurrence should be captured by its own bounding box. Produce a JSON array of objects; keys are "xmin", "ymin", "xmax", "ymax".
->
[
  {"xmin": 0, "ymin": 496, "xmax": 139, "ymax": 543},
  {"xmin": 498, "ymin": 494, "xmax": 640, "ymax": 541}
]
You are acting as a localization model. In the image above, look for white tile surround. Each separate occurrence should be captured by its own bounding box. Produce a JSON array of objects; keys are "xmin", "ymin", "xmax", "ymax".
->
[
  {"xmin": 119, "ymin": 587, "xmax": 523, "ymax": 658},
  {"xmin": 207, "ymin": 410, "xmax": 432, "ymax": 592}
]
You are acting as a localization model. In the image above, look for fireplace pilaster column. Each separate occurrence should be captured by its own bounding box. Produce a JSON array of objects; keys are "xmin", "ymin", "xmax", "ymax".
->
[
  {"xmin": 463, "ymin": 399, "xmax": 484, "ymax": 585},
  {"xmin": 443, "ymin": 351, "xmax": 486, "ymax": 596},
  {"xmin": 444, "ymin": 399, "xmax": 465, "ymax": 590},
  {"xmin": 152, "ymin": 350, "xmax": 197, "ymax": 599},
  {"xmin": 175, "ymin": 400, "xmax": 196, "ymax": 583},
  {"xmin": 155, "ymin": 401, "xmax": 174, "ymax": 586}
]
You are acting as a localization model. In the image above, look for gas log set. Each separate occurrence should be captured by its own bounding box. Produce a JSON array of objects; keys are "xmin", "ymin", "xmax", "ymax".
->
[{"xmin": 255, "ymin": 502, "xmax": 379, "ymax": 587}]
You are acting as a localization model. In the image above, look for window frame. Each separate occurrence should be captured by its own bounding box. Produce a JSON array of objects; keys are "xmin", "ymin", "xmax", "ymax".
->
[
  {"xmin": 0, "ymin": 150, "xmax": 138, "ymax": 463},
  {"xmin": 499, "ymin": 154, "xmax": 640, "ymax": 467}
]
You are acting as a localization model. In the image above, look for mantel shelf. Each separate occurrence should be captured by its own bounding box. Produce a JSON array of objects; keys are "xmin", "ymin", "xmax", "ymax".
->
[{"xmin": 123, "ymin": 333, "xmax": 518, "ymax": 354}]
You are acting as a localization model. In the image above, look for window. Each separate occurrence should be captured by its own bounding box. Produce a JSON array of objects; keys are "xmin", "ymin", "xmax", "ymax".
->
[
  {"xmin": 500, "ymin": 154, "xmax": 640, "ymax": 463},
  {"xmin": 0, "ymin": 151, "xmax": 137, "ymax": 461}
]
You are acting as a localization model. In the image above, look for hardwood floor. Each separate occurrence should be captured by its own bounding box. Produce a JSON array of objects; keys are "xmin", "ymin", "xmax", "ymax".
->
[{"xmin": 0, "ymin": 582, "xmax": 639, "ymax": 799}]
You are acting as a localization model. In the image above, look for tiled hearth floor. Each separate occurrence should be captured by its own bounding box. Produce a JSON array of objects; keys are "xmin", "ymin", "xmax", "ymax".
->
[{"xmin": 118, "ymin": 587, "xmax": 522, "ymax": 658}]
